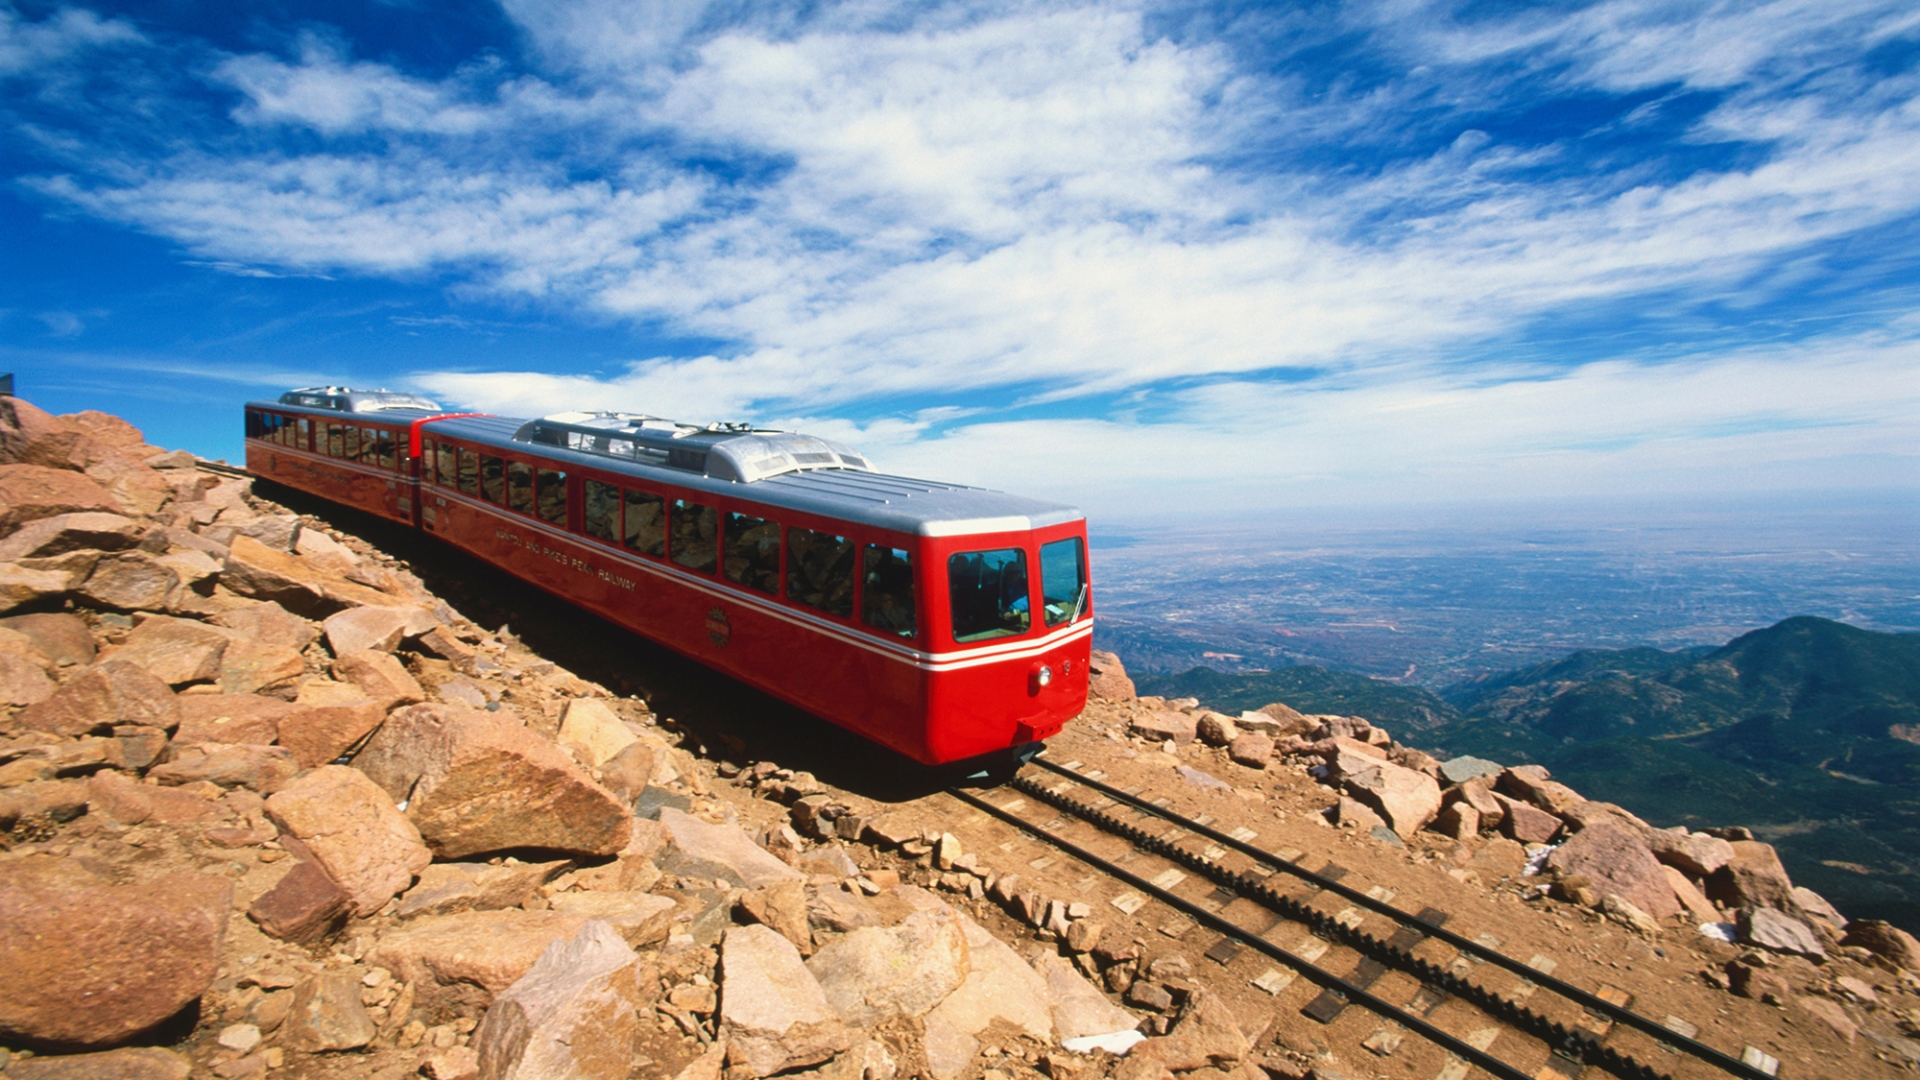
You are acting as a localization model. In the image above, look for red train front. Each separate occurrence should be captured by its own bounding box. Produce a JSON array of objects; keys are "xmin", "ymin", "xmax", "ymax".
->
[{"xmin": 244, "ymin": 389, "xmax": 1092, "ymax": 766}]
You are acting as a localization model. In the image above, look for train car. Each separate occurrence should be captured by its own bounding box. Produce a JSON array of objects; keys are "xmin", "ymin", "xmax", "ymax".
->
[
  {"xmin": 243, "ymin": 390, "xmax": 1093, "ymax": 766},
  {"xmin": 242, "ymin": 387, "xmax": 473, "ymax": 525}
]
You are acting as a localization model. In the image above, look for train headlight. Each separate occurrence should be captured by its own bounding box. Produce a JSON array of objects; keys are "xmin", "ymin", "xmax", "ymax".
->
[{"xmin": 1037, "ymin": 664, "xmax": 1053, "ymax": 687}]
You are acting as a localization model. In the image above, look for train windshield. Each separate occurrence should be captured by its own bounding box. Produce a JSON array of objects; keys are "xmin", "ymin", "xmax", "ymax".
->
[
  {"xmin": 1039, "ymin": 537, "xmax": 1087, "ymax": 627},
  {"xmin": 948, "ymin": 548, "xmax": 1030, "ymax": 642}
]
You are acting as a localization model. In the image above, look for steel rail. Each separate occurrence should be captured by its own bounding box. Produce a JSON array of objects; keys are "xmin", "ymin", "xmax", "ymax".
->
[
  {"xmin": 1024, "ymin": 756, "xmax": 1770, "ymax": 1080},
  {"xmin": 946, "ymin": 786, "xmax": 1548, "ymax": 1080},
  {"xmin": 995, "ymin": 772, "xmax": 1669, "ymax": 1080}
]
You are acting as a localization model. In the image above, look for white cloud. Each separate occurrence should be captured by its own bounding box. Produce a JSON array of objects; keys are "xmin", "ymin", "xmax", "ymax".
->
[
  {"xmin": 872, "ymin": 333, "xmax": 1920, "ymax": 518},
  {"xmin": 0, "ymin": 6, "xmax": 141, "ymax": 77},
  {"xmin": 500, "ymin": 0, "xmax": 718, "ymax": 75},
  {"xmin": 1375, "ymin": 0, "xmax": 1913, "ymax": 96},
  {"xmin": 35, "ymin": 310, "xmax": 85, "ymax": 337},
  {"xmin": 215, "ymin": 37, "xmax": 499, "ymax": 135},
  {"xmin": 32, "ymin": 154, "xmax": 708, "ymax": 285},
  {"xmin": 658, "ymin": 10, "xmax": 1228, "ymax": 240}
]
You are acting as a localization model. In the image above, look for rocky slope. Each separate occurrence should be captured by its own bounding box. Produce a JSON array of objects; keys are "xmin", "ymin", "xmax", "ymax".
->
[{"xmin": 0, "ymin": 397, "xmax": 1143, "ymax": 1080}]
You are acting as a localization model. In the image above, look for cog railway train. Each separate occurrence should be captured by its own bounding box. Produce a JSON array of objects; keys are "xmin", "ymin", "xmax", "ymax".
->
[{"xmin": 244, "ymin": 388, "xmax": 1092, "ymax": 766}]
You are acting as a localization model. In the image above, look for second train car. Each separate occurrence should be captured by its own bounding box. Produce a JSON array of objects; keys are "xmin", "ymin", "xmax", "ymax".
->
[{"xmin": 243, "ymin": 387, "xmax": 1092, "ymax": 766}]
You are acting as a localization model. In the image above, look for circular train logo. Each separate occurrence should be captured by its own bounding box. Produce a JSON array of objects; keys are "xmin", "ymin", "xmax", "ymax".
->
[{"xmin": 705, "ymin": 607, "xmax": 731, "ymax": 647}]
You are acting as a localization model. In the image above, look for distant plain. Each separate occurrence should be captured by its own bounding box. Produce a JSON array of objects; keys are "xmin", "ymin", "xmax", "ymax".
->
[{"xmin": 1090, "ymin": 490, "xmax": 1919, "ymax": 685}]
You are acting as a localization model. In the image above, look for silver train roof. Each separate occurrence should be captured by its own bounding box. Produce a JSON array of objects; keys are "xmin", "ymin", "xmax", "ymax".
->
[
  {"xmin": 277, "ymin": 387, "xmax": 444, "ymax": 413},
  {"xmin": 248, "ymin": 397, "xmax": 1082, "ymax": 537}
]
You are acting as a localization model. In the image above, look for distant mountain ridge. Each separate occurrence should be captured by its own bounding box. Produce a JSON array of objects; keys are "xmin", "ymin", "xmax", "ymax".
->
[
  {"xmin": 1435, "ymin": 616, "xmax": 1920, "ymax": 750},
  {"xmin": 1140, "ymin": 616, "xmax": 1920, "ymax": 931}
]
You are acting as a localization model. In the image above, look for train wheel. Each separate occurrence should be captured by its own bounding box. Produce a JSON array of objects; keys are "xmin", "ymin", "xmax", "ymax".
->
[{"xmin": 953, "ymin": 740, "xmax": 1045, "ymax": 788}]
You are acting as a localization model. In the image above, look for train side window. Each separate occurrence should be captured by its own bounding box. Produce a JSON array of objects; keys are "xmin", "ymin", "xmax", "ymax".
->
[
  {"xmin": 247, "ymin": 411, "xmax": 262, "ymax": 439},
  {"xmin": 535, "ymin": 469, "xmax": 568, "ymax": 526},
  {"xmin": 480, "ymin": 455, "xmax": 506, "ymax": 503},
  {"xmin": 435, "ymin": 442, "xmax": 458, "ymax": 489},
  {"xmin": 787, "ymin": 527, "xmax": 853, "ymax": 617},
  {"xmin": 671, "ymin": 500, "xmax": 716, "ymax": 572},
  {"xmin": 583, "ymin": 480, "xmax": 619, "ymax": 542},
  {"xmin": 376, "ymin": 429, "xmax": 397, "ymax": 470},
  {"xmin": 1039, "ymin": 537, "xmax": 1087, "ymax": 627},
  {"xmin": 342, "ymin": 426, "xmax": 360, "ymax": 461},
  {"xmin": 327, "ymin": 423, "xmax": 347, "ymax": 458},
  {"xmin": 507, "ymin": 461, "xmax": 534, "ymax": 514},
  {"xmin": 862, "ymin": 546, "xmax": 917, "ymax": 638},
  {"xmin": 458, "ymin": 448, "xmax": 481, "ymax": 496},
  {"xmin": 623, "ymin": 489, "xmax": 665, "ymax": 556},
  {"xmin": 723, "ymin": 512, "xmax": 780, "ymax": 594},
  {"xmin": 296, "ymin": 419, "xmax": 311, "ymax": 450},
  {"xmin": 361, "ymin": 428, "xmax": 380, "ymax": 464},
  {"xmin": 947, "ymin": 548, "xmax": 1029, "ymax": 642},
  {"xmin": 265, "ymin": 414, "xmax": 283, "ymax": 444}
]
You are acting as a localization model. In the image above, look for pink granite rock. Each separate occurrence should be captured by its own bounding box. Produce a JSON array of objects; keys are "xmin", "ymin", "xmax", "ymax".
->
[
  {"xmin": 1545, "ymin": 818, "xmax": 1680, "ymax": 920},
  {"xmin": 265, "ymin": 765, "xmax": 430, "ymax": 916}
]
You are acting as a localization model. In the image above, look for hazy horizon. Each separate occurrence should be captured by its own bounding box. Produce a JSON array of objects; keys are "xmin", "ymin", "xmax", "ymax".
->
[{"xmin": 1087, "ymin": 486, "xmax": 1919, "ymax": 686}]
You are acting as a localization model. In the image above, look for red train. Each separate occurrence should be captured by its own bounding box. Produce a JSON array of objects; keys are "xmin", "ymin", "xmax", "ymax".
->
[{"xmin": 244, "ymin": 387, "xmax": 1092, "ymax": 766}]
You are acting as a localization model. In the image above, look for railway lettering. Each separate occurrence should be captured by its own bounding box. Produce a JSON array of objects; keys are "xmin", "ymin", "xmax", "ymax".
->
[
  {"xmin": 496, "ymin": 528, "xmax": 632, "ymax": 590},
  {"xmin": 289, "ymin": 458, "xmax": 360, "ymax": 486}
]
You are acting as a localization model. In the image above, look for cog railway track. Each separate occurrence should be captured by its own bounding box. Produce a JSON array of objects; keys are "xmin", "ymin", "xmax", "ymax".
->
[{"xmin": 946, "ymin": 755, "xmax": 1781, "ymax": 1080}]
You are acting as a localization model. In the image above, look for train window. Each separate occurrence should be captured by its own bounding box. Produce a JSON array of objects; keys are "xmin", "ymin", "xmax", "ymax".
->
[
  {"xmin": 361, "ymin": 428, "xmax": 380, "ymax": 464},
  {"xmin": 480, "ymin": 455, "xmax": 506, "ymax": 504},
  {"xmin": 435, "ymin": 442, "xmax": 458, "ymax": 489},
  {"xmin": 787, "ymin": 527, "xmax": 853, "ymax": 617},
  {"xmin": 536, "ymin": 469, "xmax": 568, "ymax": 526},
  {"xmin": 247, "ymin": 411, "xmax": 262, "ymax": 439},
  {"xmin": 1040, "ymin": 537, "xmax": 1087, "ymax": 627},
  {"xmin": 507, "ymin": 461, "xmax": 534, "ymax": 514},
  {"xmin": 583, "ymin": 480, "xmax": 619, "ymax": 542},
  {"xmin": 458, "ymin": 448, "xmax": 481, "ymax": 497},
  {"xmin": 376, "ymin": 429, "xmax": 397, "ymax": 470},
  {"xmin": 947, "ymin": 548, "xmax": 1029, "ymax": 642},
  {"xmin": 623, "ymin": 489, "xmax": 665, "ymax": 556},
  {"xmin": 724, "ymin": 513, "xmax": 780, "ymax": 594},
  {"xmin": 296, "ymin": 418, "xmax": 311, "ymax": 450},
  {"xmin": 327, "ymin": 423, "xmax": 347, "ymax": 458},
  {"xmin": 671, "ymin": 500, "xmax": 716, "ymax": 572},
  {"xmin": 342, "ymin": 426, "xmax": 360, "ymax": 461},
  {"xmin": 863, "ymin": 546, "xmax": 916, "ymax": 637}
]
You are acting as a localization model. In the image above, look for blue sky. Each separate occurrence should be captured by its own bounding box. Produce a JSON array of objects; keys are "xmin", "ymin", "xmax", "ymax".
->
[{"xmin": 1, "ymin": 0, "xmax": 1916, "ymax": 522}]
